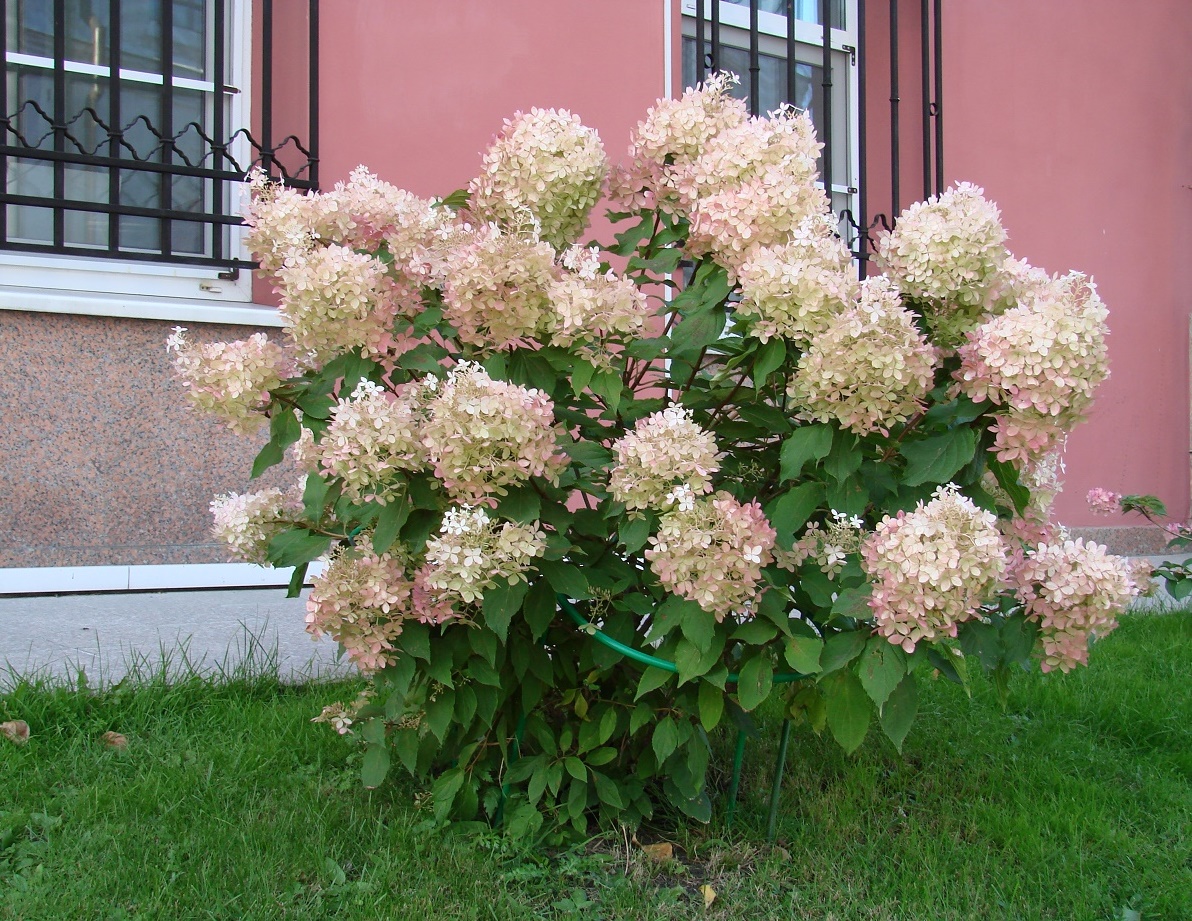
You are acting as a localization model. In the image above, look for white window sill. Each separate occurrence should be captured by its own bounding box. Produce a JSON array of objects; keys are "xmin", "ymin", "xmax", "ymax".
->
[
  {"xmin": 0, "ymin": 562, "xmax": 323, "ymax": 595},
  {"xmin": 0, "ymin": 285, "xmax": 284, "ymax": 327}
]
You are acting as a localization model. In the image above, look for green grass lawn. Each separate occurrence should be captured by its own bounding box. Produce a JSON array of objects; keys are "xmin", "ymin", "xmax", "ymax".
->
[{"xmin": 2, "ymin": 610, "xmax": 1189, "ymax": 921}]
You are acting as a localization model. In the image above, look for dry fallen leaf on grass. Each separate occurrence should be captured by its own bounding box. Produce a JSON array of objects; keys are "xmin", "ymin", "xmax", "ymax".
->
[
  {"xmin": 1, "ymin": 720, "xmax": 30, "ymax": 745},
  {"xmin": 639, "ymin": 842, "xmax": 674, "ymax": 862},
  {"xmin": 699, "ymin": 884, "xmax": 717, "ymax": 908},
  {"xmin": 100, "ymin": 731, "xmax": 129, "ymax": 750}
]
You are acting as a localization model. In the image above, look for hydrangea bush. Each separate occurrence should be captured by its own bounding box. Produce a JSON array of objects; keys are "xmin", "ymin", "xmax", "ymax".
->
[{"xmin": 170, "ymin": 74, "xmax": 1141, "ymax": 839}]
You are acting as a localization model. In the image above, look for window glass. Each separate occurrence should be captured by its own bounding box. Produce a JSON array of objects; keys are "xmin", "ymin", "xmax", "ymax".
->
[{"xmin": 722, "ymin": 0, "xmax": 847, "ymax": 29}]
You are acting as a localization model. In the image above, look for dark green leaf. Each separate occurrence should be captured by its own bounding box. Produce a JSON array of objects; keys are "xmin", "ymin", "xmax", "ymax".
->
[
  {"xmin": 698, "ymin": 680, "xmax": 725, "ymax": 731},
  {"xmin": 767, "ymin": 482, "xmax": 825, "ymax": 548},
  {"xmin": 680, "ymin": 606, "xmax": 718, "ymax": 654},
  {"xmin": 250, "ymin": 437, "xmax": 286, "ymax": 479},
  {"xmin": 523, "ymin": 579, "xmax": 557, "ymax": 640},
  {"xmin": 425, "ymin": 688, "xmax": 455, "ymax": 742},
  {"xmin": 361, "ymin": 743, "xmax": 390, "ymax": 788},
  {"xmin": 735, "ymin": 655, "xmax": 773, "ymax": 711},
  {"xmin": 825, "ymin": 433, "xmax": 863, "ymax": 482},
  {"xmin": 563, "ymin": 441, "xmax": 613, "ymax": 469},
  {"xmin": 285, "ymin": 562, "xmax": 308, "ymax": 599},
  {"xmin": 635, "ymin": 666, "xmax": 673, "ymax": 700},
  {"xmin": 820, "ymin": 630, "xmax": 868, "ymax": 674},
  {"xmin": 988, "ymin": 456, "xmax": 1031, "ymax": 514},
  {"xmin": 857, "ymin": 638, "xmax": 906, "ymax": 709},
  {"xmin": 372, "ymin": 500, "xmax": 411, "ymax": 554},
  {"xmin": 591, "ymin": 771, "xmax": 625, "ymax": 809},
  {"xmin": 619, "ymin": 515, "xmax": 653, "ymax": 554},
  {"xmin": 752, "ymin": 338, "xmax": 788, "ymax": 385},
  {"xmin": 780, "ymin": 425, "xmax": 834, "ymax": 482},
  {"xmin": 784, "ymin": 634, "xmax": 823, "ymax": 674},
  {"xmin": 495, "ymin": 487, "xmax": 541, "ymax": 524},
  {"xmin": 539, "ymin": 560, "xmax": 590, "ymax": 600},
  {"xmin": 669, "ymin": 306, "xmax": 725, "ymax": 359},
  {"xmin": 900, "ymin": 429, "xmax": 978, "ymax": 487},
  {"xmin": 880, "ymin": 674, "xmax": 918, "ymax": 753},
  {"xmin": 482, "ymin": 578, "xmax": 529, "ymax": 642},
  {"xmin": 823, "ymin": 670, "xmax": 871, "ymax": 754},
  {"xmin": 266, "ymin": 529, "xmax": 331, "ymax": 568},
  {"xmin": 652, "ymin": 717, "xmax": 680, "ymax": 764}
]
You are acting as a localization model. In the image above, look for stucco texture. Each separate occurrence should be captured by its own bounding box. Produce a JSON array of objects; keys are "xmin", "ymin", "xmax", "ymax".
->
[{"xmin": 0, "ymin": 311, "xmax": 289, "ymax": 567}]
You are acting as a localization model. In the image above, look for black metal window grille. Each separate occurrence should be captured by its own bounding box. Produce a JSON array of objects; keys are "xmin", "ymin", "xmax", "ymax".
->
[
  {"xmin": 1, "ymin": 0, "xmax": 319, "ymax": 271},
  {"xmin": 684, "ymin": 0, "xmax": 944, "ymax": 273}
]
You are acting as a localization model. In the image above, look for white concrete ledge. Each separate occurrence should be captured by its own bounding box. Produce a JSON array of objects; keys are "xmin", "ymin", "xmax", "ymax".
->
[{"xmin": 0, "ymin": 562, "xmax": 324, "ymax": 595}]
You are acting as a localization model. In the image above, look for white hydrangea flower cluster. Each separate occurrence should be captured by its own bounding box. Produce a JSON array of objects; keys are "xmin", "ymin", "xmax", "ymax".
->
[
  {"xmin": 876, "ymin": 182, "xmax": 1009, "ymax": 344},
  {"xmin": 1012, "ymin": 539, "xmax": 1137, "ymax": 673},
  {"xmin": 548, "ymin": 247, "xmax": 650, "ymax": 349},
  {"xmin": 421, "ymin": 362, "xmax": 566, "ymax": 503},
  {"xmin": 956, "ymin": 273, "xmax": 1110, "ymax": 464},
  {"xmin": 242, "ymin": 169, "xmax": 335, "ymax": 272},
  {"xmin": 469, "ymin": 108, "xmax": 608, "ymax": 250},
  {"xmin": 210, "ymin": 486, "xmax": 303, "ymax": 565},
  {"xmin": 441, "ymin": 224, "xmax": 558, "ymax": 350},
  {"xmin": 166, "ymin": 327, "xmax": 293, "ymax": 434},
  {"xmin": 735, "ymin": 214, "xmax": 859, "ymax": 344},
  {"xmin": 277, "ymin": 244, "xmax": 419, "ymax": 363},
  {"xmin": 423, "ymin": 506, "xmax": 547, "ymax": 604},
  {"xmin": 861, "ymin": 486, "xmax": 1006, "ymax": 653},
  {"xmin": 313, "ymin": 380, "xmax": 425, "ymax": 503},
  {"xmin": 645, "ymin": 491, "xmax": 776, "ymax": 620},
  {"xmin": 778, "ymin": 510, "xmax": 867, "ymax": 579},
  {"xmin": 608, "ymin": 406, "xmax": 721, "ymax": 511},
  {"xmin": 787, "ymin": 277, "xmax": 937, "ymax": 434}
]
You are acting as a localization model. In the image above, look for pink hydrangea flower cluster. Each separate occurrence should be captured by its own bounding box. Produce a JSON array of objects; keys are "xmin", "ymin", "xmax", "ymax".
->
[
  {"xmin": 861, "ymin": 486, "xmax": 1006, "ymax": 653},
  {"xmin": 787, "ymin": 277, "xmax": 937, "ymax": 434},
  {"xmin": 421, "ymin": 362, "xmax": 566, "ymax": 503},
  {"xmin": 313, "ymin": 380, "xmax": 425, "ymax": 503},
  {"xmin": 422, "ymin": 506, "xmax": 547, "ymax": 604},
  {"xmin": 549, "ymin": 246, "xmax": 650, "ymax": 349},
  {"xmin": 210, "ymin": 486, "xmax": 302, "ymax": 565},
  {"xmin": 876, "ymin": 182, "xmax": 1009, "ymax": 343},
  {"xmin": 277, "ymin": 244, "xmax": 419, "ymax": 363},
  {"xmin": 305, "ymin": 549, "xmax": 416, "ymax": 672},
  {"xmin": 469, "ymin": 108, "xmax": 608, "ymax": 250},
  {"xmin": 1012, "ymin": 538, "xmax": 1136, "ymax": 672},
  {"xmin": 166, "ymin": 327, "xmax": 293, "ymax": 434},
  {"xmin": 736, "ymin": 214, "xmax": 859, "ymax": 344},
  {"xmin": 645, "ymin": 491, "xmax": 776, "ymax": 620},
  {"xmin": 956, "ymin": 273, "xmax": 1109, "ymax": 463},
  {"xmin": 609, "ymin": 406, "xmax": 721, "ymax": 511},
  {"xmin": 242, "ymin": 170, "xmax": 334, "ymax": 272},
  {"xmin": 441, "ymin": 224, "xmax": 558, "ymax": 350},
  {"xmin": 1086, "ymin": 487, "xmax": 1122, "ymax": 516}
]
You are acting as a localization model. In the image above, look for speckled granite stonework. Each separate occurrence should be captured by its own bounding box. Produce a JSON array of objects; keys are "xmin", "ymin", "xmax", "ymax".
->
[
  {"xmin": 1067, "ymin": 526, "xmax": 1173, "ymax": 556},
  {"xmin": 0, "ymin": 310, "xmax": 295, "ymax": 568}
]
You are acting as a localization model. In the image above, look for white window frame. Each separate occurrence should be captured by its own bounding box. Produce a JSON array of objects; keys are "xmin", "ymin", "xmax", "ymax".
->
[
  {"xmin": 0, "ymin": 0, "xmax": 278, "ymax": 326},
  {"xmin": 678, "ymin": 0, "xmax": 861, "ymax": 228}
]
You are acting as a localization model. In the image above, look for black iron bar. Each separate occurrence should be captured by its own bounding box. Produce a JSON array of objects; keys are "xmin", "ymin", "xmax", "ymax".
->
[
  {"xmin": 0, "ymin": 238, "xmax": 254, "ymax": 267},
  {"xmin": 696, "ymin": 0, "xmax": 706, "ymax": 84},
  {"xmin": 53, "ymin": 0, "xmax": 67, "ymax": 248},
  {"xmin": 108, "ymin": 0, "xmax": 122, "ymax": 251},
  {"xmin": 160, "ymin": 0, "xmax": 174, "ymax": 256},
  {"xmin": 820, "ymin": 0, "xmax": 833, "ymax": 200},
  {"xmin": 785, "ymin": 0, "xmax": 797, "ymax": 107},
  {"xmin": 749, "ymin": 0, "xmax": 760, "ymax": 115},
  {"xmin": 890, "ymin": 0, "xmax": 900, "ymax": 217},
  {"xmin": 1, "ymin": 190, "xmax": 244, "ymax": 223},
  {"xmin": 308, "ymin": 0, "xmax": 319, "ymax": 187},
  {"xmin": 933, "ymin": 0, "xmax": 943, "ymax": 194},
  {"xmin": 0, "ymin": 143, "xmax": 286, "ymax": 182},
  {"xmin": 920, "ymin": 0, "xmax": 930, "ymax": 199},
  {"xmin": 0, "ymin": 0, "xmax": 8, "ymax": 245},
  {"xmin": 212, "ymin": 0, "xmax": 226, "ymax": 261},
  {"xmin": 711, "ymin": 0, "xmax": 720, "ymax": 75},
  {"xmin": 261, "ymin": 0, "xmax": 274, "ymax": 174},
  {"xmin": 857, "ymin": 0, "xmax": 867, "ymax": 274}
]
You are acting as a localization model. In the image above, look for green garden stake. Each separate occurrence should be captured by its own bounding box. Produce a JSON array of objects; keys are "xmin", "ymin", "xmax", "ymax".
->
[
  {"xmin": 724, "ymin": 729, "xmax": 748, "ymax": 829},
  {"xmin": 495, "ymin": 711, "xmax": 528, "ymax": 827},
  {"xmin": 766, "ymin": 718, "xmax": 793, "ymax": 842}
]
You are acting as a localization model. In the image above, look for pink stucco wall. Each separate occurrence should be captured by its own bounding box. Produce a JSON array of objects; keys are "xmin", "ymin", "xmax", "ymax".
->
[{"xmin": 944, "ymin": 1, "xmax": 1192, "ymax": 526}]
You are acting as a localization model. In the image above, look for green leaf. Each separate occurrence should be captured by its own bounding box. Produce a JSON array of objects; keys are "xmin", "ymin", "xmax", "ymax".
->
[
  {"xmin": 590, "ymin": 369, "xmax": 623, "ymax": 415},
  {"xmin": 680, "ymin": 606, "xmax": 718, "ymax": 654},
  {"xmin": 731, "ymin": 619, "xmax": 777, "ymax": 645},
  {"xmin": 698, "ymin": 680, "xmax": 725, "ymax": 731},
  {"xmin": 565, "ymin": 757, "xmax": 587, "ymax": 782},
  {"xmin": 361, "ymin": 743, "xmax": 390, "ymax": 788},
  {"xmin": 820, "ymin": 630, "xmax": 869, "ymax": 674},
  {"xmin": 767, "ymin": 483, "xmax": 825, "ymax": 549},
  {"xmin": 988, "ymin": 455, "xmax": 1031, "ymax": 514},
  {"xmin": 372, "ymin": 500, "xmax": 411, "ymax": 554},
  {"xmin": 302, "ymin": 474, "xmax": 332, "ymax": 521},
  {"xmin": 784, "ymin": 635, "xmax": 823, "ymax": 674},
  {"xmin": 482, "ymin": 578, "xmax": 529, "ymax": 642},
  {"xmin": 780, "ymin": 425, "xmax": 834, "ymax": 482},
  {"xmin": 438, "ymin": 188, "xmax": 471, "ymax": 211},
  {"xmin": 646, "ymin": 594, "xmax": 700, "ymax": 643},
  {"xmin": 629, "ymin": 248, "xmax": 683, "ymax": 275},
  {"xmin": 400, "ymin": 623, "xmax": 431, "ymax": 661},
  {"xmin": 669, "ymin": 305, "xmax": 725, "ymax": 359},
  {"xmin": 562, "ymin": 441, "xmax": 613, "ymax": 469},
  {"xmin": 432, "ymin": 768, "xmax": 466, "ymax": 822},
  {"xmin": 590, "ymin": 771, "xmax": 625, "ymax": 810},
  {"xmin": 266, "ymin": 529, "xmax": 331, "ymax": 568},
  {"xmin": 635, "ymin": 666, "xmax": 673, "ymax": 700},
  {"xmin": 957, "ymin": 620, "xmax": 1002, "ymax": 670},
  {"xmin": 523, "ymin": 579, "xmax": 557, "ymax": 640},
  {"xmin": 735, "ymin": 655, "xmax": 773, "ymax": 711},
  {"xmin": 611, "ymin": 215, "xmax": 652, "ymax": 256},
  {"xmin": 425, "ymin": 688, "xmax": 455, "ymax": 742},
  {"xmin": 495, "ymin": 487, "xmax": 541, "ymax": 524},
  {"xmin": 824, "ymin": 433, "xmax": 863, "ymax": 482},
  {"xmin": 880, "ymin": 675, "xmax": 918, "ymax": 753},
  {"xmin": 652, "ymin": 717, "xmax": 680, "ymax": 764},
  {"xmin": 570, "ymin": 359, "xmax": 597, "ymax": 397},
  {"xmin": 619, "ymin": 515, "xmax": 653, "ymax": 554},
  {"xmin": 539, "ymin": 561, "xmax": 590, "ymax": 600},
  {"xmin": 823, "ymin": 670, "xmax": 871, "ymax": 754},
  {"xmin": 285, "ymin": 562, "xmax": 309, "ymax": 599},
  {"xmin": 899, "ymin": 429, "xmax": 978, "ymax": 487},
  {"xmin": 250, "ymin": 437, "xmax": 286, "ymax": 479},
  {"xmin": 752, "ymin": 338, "xmax": 787, "ymax": 386},
  {"xmin": 857, "ymin": 638, "xmax": 906, "ymax": 710}
]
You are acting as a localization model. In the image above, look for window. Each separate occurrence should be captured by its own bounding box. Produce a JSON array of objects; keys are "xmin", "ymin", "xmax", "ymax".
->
[
  {"xmin": 1, "ymin": 0, "xmax": 317, "ymax": 316},
  {"xmin": 680, "ymin": 0, "xmax": 859, "ymax": 245}
]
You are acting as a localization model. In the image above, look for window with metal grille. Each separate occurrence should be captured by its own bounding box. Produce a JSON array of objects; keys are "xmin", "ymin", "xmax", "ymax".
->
[{"xmin": 1, "ymin": 0, "xmax": 317, "ymax": 281}]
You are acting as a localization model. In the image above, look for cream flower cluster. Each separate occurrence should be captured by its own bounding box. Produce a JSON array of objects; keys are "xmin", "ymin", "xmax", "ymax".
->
[
  {"xmin": 549, "ymin": 246, "xmax": 650, "ymax": 348},
  {"xmin": 877, "ymin": 182, "xmax": 1009, "ymax": 343},
  {"xmin": 609, "ymin": 406, "xmax": 721, "ymax": 511},
  {"xmin": 735, "ymin": 214, "xmax": 859, "ymax": 344},
  {"xmin": 242, "ymin": 170, "xmax": 333, "ymax": 272},
  {"xmin": 277, "ymin": 244, "xmax": 418, "ymax": 363},
  {"xmin": 422, "ymin": 506, "xmax": 547, "ymax": 604},
  {"xmin": 166, "ymin": 327, "xmax": 292, "ymax": 434},
  {"xmin": 305, "ymin": 549, "xmax": 414, "ymax": 673},
  {"xmin": 421, "ymin": 362, "xmax": 565, "ymax": 503},
  {"xmin": 314, "ymin": 380, "xmax": 425, "ymax": 503},
  {"xmin": 779, "ymin": 511, "xmax": 867, "ymax": 579},
  {"xmin": 956, "ymin": 273, "xmax": 1109, "ymax": 463},
  {"xmin": 210, "ymin": 486, "xmax": 302, "ymax": 565},
  {"xmin": 1012, "ymin": 539, "xmax": 1136, "ymax": 673},
  {"xmin": 645, "ymin": 491, "xmax": 776, "ymax": 620},
  {"xmin": 787, "ymin": 278, "xmax": 936, "ymax": 434},
  {"xmin": 861, "ymin": 486, "xmax": 1006, "ymax": 653},
  {"xmin": 441, "ymin": 225, "xmax": 558, "ymax": 350},
  {"xmin": 470, "ymin": 108, "xmax": 608, "ymax": 250}
]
